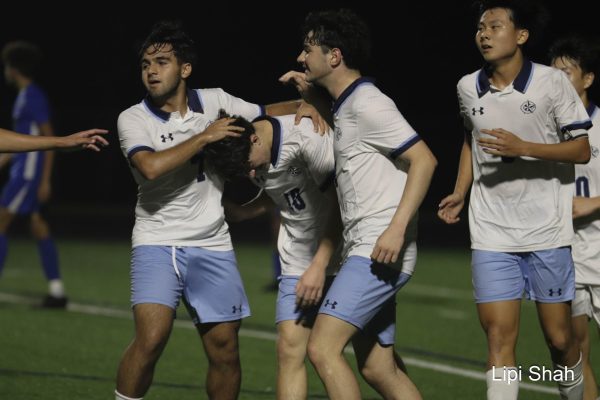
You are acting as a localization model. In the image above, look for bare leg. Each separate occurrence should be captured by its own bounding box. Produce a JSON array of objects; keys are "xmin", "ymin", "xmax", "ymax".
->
[
  {"xmin": 572, "ymin": 314, "xmax": 598, "ymax": 400},
  {"xmin": 116, "ymin": 304, "xmax": 174, "ymax": 397},
  {"xmin": 198, "ymin": 320, "xmax": 242, "ymax": 400},
  {"xmin": 307, "ymin": 314, "xmax": 361, "ymax": 400},
  {"xmin": 477, "ymin": 300, "xmax": 521, "ymax": 369},
  {"xmin": 353, "ymin": 332, "xmax": 422, "ymax": 400},
  {"xmin": 276, "ymin": 320, "xmax": 312, "ymax": 400}
]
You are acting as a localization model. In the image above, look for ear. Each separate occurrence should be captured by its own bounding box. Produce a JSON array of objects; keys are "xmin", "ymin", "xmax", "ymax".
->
[
  {"xmin": 329, "ymin": 48, "xmax": 343, "ymax": 68},
  {"xmin": 250, "ymin": 134, "xmax": 260, "ymax": 145},
  {"xmin": 516, "ymin": 29, "xmax": 529, "ymax": 46},
  {"xmin": 181, "ymin": 63, "xmax": 192, "ymax": 79},
  {"xmin": 583, "ymin": 71, "xmax": 595, "ymax": 90}
]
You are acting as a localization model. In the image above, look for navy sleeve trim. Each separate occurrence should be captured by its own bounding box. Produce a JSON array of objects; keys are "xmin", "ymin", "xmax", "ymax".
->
[
  {"xmin": 127, "ymin": 146, "xmax": 155, "ymax": 159},
  {"xmin": 390, "ymin": 135, "xmax": 422, "ymax": 159},
  {"xmin": 259, "ymin": 104, "xmax": 266, "ymax": 116},
  {"xmin": 561, "ymin": 120, "xmax": 593, "ymax": 133}
]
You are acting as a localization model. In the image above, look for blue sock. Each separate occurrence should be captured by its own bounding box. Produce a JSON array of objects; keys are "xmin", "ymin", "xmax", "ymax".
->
[
  {"xmin": 37, "ymin": 238, "xmax": 60, "ymax": 280},
  {"xmin": 0, "ymin": 234, "xmax": 7, "ymax": 276},
  {"xmin": 272, "ymin": 250, "xmax": 281, "ymax": 280}
]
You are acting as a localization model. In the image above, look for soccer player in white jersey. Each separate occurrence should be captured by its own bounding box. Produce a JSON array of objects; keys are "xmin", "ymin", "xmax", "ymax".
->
[
  {"xmin": 280, "ymin": 9, "xmax": 437, "ymax": 400},
  {"xmin": 204, "ymin": 112, "xmax": 340, "ymax": 399},
  {"xmin": 114, "ymin": 21, "xmax": 326, "ymax": 400},
  {"xmin": 550, "ymin": 34, "xmax": 600, "ymax": 400},
  {"xmin": 438, "ymin": 1, "xmax": 592, "ymax": 399}
]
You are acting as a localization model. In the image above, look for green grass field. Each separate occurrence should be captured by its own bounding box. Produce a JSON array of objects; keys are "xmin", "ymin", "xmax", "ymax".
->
[{"xmin": 0, "ymin": 239, "xmax": 598, "ymax": 399}]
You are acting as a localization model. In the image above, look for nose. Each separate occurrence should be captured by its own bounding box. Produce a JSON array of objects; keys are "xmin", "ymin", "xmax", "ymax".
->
[{"xmin": 296, "ymin": 51, "xmax": 306, "ymax": 64}]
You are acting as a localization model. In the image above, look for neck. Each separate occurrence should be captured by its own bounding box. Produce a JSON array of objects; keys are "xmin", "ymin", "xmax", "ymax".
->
[
  {"xmin": 151, "ymin": 83, "xmax": 188, "ymax": 117},
  {"xmin": 15, "ymin": 75, "xmax": 32, "ymax": 90},
  {"xmin": 254, "ymin": 120, "xmax": 274, "ymax": 164},
  {"xmin": 488, "ymin": 51, "xmax": 524, "ymax": 90},
  {"xmin": 580, "ymin": 91, "xmax": 591, "ymax": 109},
  {"xmin": 322, "ymin": 68, "xmax": 362, "ymax": 100}
]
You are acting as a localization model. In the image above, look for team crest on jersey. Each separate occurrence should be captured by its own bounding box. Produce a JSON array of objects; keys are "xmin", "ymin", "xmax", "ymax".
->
[
  {"xmin": 287, "ymin": 166, "xmax": 302, "ymax": 176},
  {"xmin": 334, "ymin": 126, "xmax": 343, "ymax": 141},
  {"xmin": 591, "ymin": 145, "xmax": 599, "ymax": 158},
  {"xmin": 520, "ymin": 100, "xmax": 536, "ymax": 114}
]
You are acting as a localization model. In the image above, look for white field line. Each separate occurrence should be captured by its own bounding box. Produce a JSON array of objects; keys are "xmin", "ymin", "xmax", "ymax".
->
[{"xmin": 0, "ymin": 292, "xmax": 557, "ymax": 396}]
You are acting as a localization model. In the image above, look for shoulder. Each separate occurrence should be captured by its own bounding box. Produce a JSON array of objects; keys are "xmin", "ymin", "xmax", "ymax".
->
[
  {"xmin": 352, "ymin": 83, "xmax": 394, "ymax": 112},
  {"xmin": 118, "ymin": 103, "xmax": 147, "ymax": 125},
  {"xmin": 457, "ymin": 70, "xmax": 479, "ymax": 93}
]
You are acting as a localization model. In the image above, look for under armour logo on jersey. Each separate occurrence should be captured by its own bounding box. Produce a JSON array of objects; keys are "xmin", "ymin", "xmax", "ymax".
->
[
  {"xmin": 520, "ymin": 100, "xmax": 536, "ymax": 114},
  {"xmin": 548, "ymin": 288, "xmax": 562, "ymax": 297},
  {"xmin": 287, "ymin": 166, "xmax": 301, "ymax": 176},
  {"xmin": 161, "ymin": 133, "xmax": 174, "ymax": 142},
  {"xmin": 232, "ymin": 304, "xmax": 242, "ymax": 313},
  {"xmin": 471, "ymin": 107, "xmax": 484, "ymax": 116},
  {"xmin": 324, "ymin": 299, "xmax": 338, "ymax": 309}
]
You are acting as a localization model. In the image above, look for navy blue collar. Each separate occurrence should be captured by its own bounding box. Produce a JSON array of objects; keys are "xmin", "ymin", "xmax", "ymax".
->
[
  {"xmin": 476, "ymin": 60, "xmax": 533, "ymax": 98},
  {"xmin": 143, "ymin": 88, "xmax": 204, "ymax": 121},
  {"xmin": 253, "ymin": 115, "xmax": 282, "ymax": 166},
  {"xmin": 586, "ymin": 102, "xmax": 597, "ymax": 118},
  {"xmin": 333, "ymin": 77, "xmax": 375, "ymax": 113}
]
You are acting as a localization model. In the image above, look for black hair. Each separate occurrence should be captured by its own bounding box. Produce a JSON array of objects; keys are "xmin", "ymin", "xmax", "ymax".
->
[
  {"xmin": 548, "ymin": 34, "xmax": 600, "ymax": 75},
  {"xmin": 139, "ymin": 20, "xmax": 197, "ymax": 66},
  {"xmin": 473, "ymin": 0, "xmax": 550, "ymax": 47},
  {"xmin": 301, "ymin": 8, "xmax": 371, "ymax": 71},
  {"xmin": 204, "ymin": 111, "xmax": 255, "ymax": 181},
  {"xmin": 1, "ymin": 41, "xmax": 42, "ymax": 79}
]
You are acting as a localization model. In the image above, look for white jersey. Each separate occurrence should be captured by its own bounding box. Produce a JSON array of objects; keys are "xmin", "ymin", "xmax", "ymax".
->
[
  {"xmin": 458, "ymin": 61, "xmax": 592, "ymax": 252},
  {"xmin": 118, "ymin": 88, "xmax": 263, "ymax": 248},
  {"xmin": 332, "ymin": 78, "xmax": 420, "ymax": 274},
  {"xmin": 251, "ymin": 115, "xmax": 336, "ymax": 276},
  {"xmin": 572, "ymin": 104, "xmax": 600, "ymax": 285}
]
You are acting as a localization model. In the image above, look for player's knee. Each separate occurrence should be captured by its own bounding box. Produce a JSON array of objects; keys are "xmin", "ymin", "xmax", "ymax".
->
[
  {"xmin": 30, "ymin": 215, "xmax": 49, "ymax": 239},
  {"xmin": 545, "ymin": 330, "xmax": 573, "ymax": 353},
  {"xmin": 486, "ymin": 325, "xmax": 517, "ymax": 354},
  {"xmin": 205, "ymin": 333, "xmax": 240, "ymax": 366},
  {"xmin": 277, "ymin": 334, "xmax": 307, "ymax": 365},
  {"xmin": 359, "ymin": 363, "xmax": 386, "ymax": 386},
  {"xmin": 306, "ymin": 338, "xmax": 327, "ymax": 367},
  {"xmin": 136, "ymin": 328, "xmax": 169, "ymax": 357}
]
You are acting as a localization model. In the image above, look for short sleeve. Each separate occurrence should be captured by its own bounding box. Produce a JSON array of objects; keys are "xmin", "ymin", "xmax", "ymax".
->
[
  {"xmin": 551, "ymin": 70, "xmax": 592, "ymax": 140},
  {"xmin": 357, "ymin": 89, "xmax": 420, "ymax": 159},
  {"xmin": 117, "ymin": 109, "xmax": 155, "ymax": 158},
  {"xmin": 215, "ymin": 88, "xmax": 264, "ymax": 121}
]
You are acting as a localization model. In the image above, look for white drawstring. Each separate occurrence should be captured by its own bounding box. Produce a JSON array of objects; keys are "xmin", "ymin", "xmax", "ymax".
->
[{"xmin": 171, "ymin": 247, "xmax": 182, "ymax": 281}]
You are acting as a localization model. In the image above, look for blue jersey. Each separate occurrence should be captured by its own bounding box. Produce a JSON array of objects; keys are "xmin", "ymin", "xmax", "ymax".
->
[{"xmin": 9, "ymin": 83, "xmax": 49, "ymax": 181}]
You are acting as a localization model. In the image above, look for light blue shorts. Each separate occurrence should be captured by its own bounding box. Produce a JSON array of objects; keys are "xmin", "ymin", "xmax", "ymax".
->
[
  {"xmin": 318, "ymin": 256, "xmax": 412, "ymax": 345},
  {"xmin": 131, "ymin": 245, "xmax": 250, "ymax": 324},
  {"xmin": 472, "ymin": 247, "xmax": 575, "ymax": 303},
  {"xmin": 276, "ymin": 275, "xmax": 334, "ymax": 327}
]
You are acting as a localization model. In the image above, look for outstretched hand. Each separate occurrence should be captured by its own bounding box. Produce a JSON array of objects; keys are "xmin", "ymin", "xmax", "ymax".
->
[{"xmin": 62, "ymin": 129, "xmax": 109, "ymax": 152}]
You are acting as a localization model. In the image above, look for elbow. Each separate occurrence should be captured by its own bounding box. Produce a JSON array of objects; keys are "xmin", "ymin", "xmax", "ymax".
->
[
  {"xmin": 575, "ymin": 146, "xmax": 591, "ymax": 164},
  {"xmin": 136, "ymin": 163, "xmax": 162, "ymax": 181}
]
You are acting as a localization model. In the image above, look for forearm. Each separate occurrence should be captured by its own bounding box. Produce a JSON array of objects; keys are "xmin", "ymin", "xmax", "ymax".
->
[
  {"xmin": 0, "ymin": 128, "xmax": 61, "ymax": 152},
  {"xmin": 265, "ymin": 100, "xmax": 301, "ymax": 116},
  {"xmin": 134, "ymin": 134, "xmax": 209, "ymax": 180},
  {"xmin": 454, "ymin": 137, "xmax": 474, "ymax": 197},
  {"xmin": 521, "ymin": 138, "xmax": 590, "ymax": 164},
  {"xmin": 312, "ymin": 191, "xmax": 341, "ymax": 269},
  {"xmin": 390, "ymin": 151, "xmax": 437, "ymax": 233}
]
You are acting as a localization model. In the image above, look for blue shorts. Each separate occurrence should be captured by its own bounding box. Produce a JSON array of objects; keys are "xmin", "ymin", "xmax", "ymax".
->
[
  {"xmin": 472, "ymin": 247, "xmax": 575, "ymax": 303},
  {"xmin": 131, "ymin": 245, "xmax": 251, "ymax": 324},
  {"xmin": 318, "ymin": 256, "xmax": 412, "ymax": 345},
  {"xmin": 276, "ymin": 275, "xmax": 334, "ymax": 327},
  {"xmin": 0, "ymin": 178, "xmax": 40, "ymax": 214}
]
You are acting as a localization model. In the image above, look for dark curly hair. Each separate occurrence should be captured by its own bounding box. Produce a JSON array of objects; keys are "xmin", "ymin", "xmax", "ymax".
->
[
  {"xmin": 139, "ymin": 20, "xmax": 197, "ymax": 66},
  {"xmin": 1, "ymin": 41, "xmax": 42, "ymax": 79},
  {"xmin": 473, "ymin": 0, "xmax": 550, "ymax": 47},
  {"xmin": 549, "ymin": 34, "xmax": 600, "ymax": 75},
  {"xmin": 301, "ymin": 9, "xmax": 371, "ymax": 71},
  {"xmin": 204, "ymin": 111, "xmax": 255, "ymax": 181}
]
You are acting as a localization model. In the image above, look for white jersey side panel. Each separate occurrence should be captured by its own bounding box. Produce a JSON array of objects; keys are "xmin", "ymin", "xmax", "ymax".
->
[
  {"xmin": 458, "ymin": 62, "xmax": 591, "ymax": 252},
  {"xmin": 333, "ymin": 79, "xmax": 420, "ymax": 274},
  {"xmin": 252, "ymin": 115, "xmax": 336, "ymax": 276},
  {"xmin": 572, "ymin": 105, "xmax": 600, "ymax": 285},
  {"xmin": 118, "ymin": 88, "xmax": 262, "ymax": 248}
]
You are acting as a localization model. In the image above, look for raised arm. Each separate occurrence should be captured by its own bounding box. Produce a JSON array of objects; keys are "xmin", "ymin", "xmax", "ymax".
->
[{"xmin": 0, "ymin": 127, "xmax": 108, "ymax": 153}]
